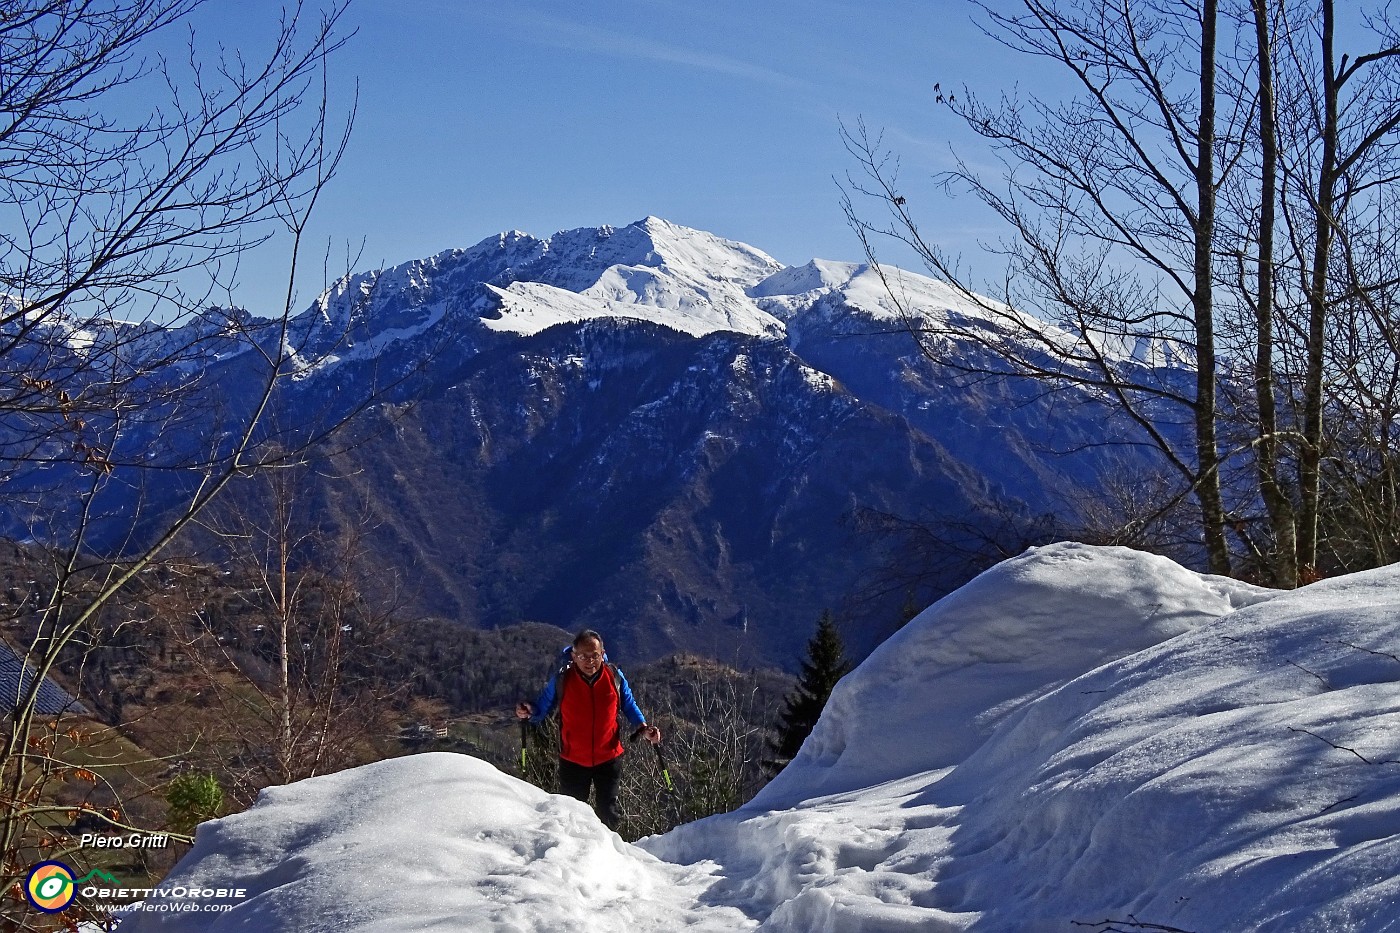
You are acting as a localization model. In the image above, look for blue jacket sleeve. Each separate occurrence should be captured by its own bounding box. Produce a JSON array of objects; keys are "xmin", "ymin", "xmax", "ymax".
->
[
  {"xmin": 528, "ymin": 674, "xmax": 558, "ymax": 726},
  {"xmin": 615, "ymin": 668, "xmax": 646, "ymax": 727}
]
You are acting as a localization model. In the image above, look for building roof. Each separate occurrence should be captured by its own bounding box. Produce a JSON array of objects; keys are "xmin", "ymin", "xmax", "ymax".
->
[{"xmin": 0, "ymin": 640, "xmax": 87, "ymax": 716}]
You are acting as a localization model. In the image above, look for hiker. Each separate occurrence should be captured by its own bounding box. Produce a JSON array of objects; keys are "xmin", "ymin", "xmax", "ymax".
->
[{"xmin": 515, "ymin": 629, "xmax": 661, "ymax": 830}]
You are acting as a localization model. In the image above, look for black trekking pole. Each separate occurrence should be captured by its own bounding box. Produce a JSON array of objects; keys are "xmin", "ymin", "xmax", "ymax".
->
[
  {"xmin": 653, "ymin": 741, "xmax": 675, "ymax": 794},
  {"xmin": 632, "ymin": 725, "xmax": 674, "ymax": 794},
  {"xmin": 519, "ymin": 719, "xmax": 530, "ymax": 774}
]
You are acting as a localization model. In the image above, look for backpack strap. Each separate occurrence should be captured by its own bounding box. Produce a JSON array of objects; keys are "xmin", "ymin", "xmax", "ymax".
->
[{"xmin": 543, "ymin": 658, "xmax": 623, "ymax": 719}]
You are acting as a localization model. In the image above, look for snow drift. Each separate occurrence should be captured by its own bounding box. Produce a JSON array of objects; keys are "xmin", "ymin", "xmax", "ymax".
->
[
  {"xmin": 111, "ymin": 753, "xmax": 749, "ymax": 932},
  {"xmin": 116, "ymin": 543, "xmax": 1400, "ymax": 932},
  {"xmin": 749, "ymin": 542, "xmax": 1273, "ymax": 808}
]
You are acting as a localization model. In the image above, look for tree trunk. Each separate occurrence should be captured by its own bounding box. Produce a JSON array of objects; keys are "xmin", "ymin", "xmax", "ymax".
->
[
  {"xmin": 1196, "ymin": 0, "xmax": 1231, "ymax": 576},
  {"xmin": 1252, "ymin": 0, "xmax": 1299, "ymax": 587},
  {"xmin": 1299, "ymin": 0, "xmax": 1340, "ymax": 581}
]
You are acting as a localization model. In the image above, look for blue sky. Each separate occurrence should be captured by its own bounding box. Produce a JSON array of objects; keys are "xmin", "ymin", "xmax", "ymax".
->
[{"xmin": 186, "ymin": 0, "xmax": 1010, "ymax": 317}]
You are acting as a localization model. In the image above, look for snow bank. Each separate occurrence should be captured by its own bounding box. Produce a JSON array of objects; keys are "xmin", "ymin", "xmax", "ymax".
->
[
  {"xmin": 755, "ymin": 541, "xmax": 1274, "ymax": 807},
  {"xmin": 928, "ymin": 561, "xmax": 1400, "ymax": 931},
  {"xmin": 115, "ymin": 753, "xmax": 752, "ymax": 932},
  {"xmin": 117, "ymin": 544, "xmax": 1400, "ymax": 932},
  {"xmin": 647, "ymin": 546, "xmax": 1400, "ymax": 932}
]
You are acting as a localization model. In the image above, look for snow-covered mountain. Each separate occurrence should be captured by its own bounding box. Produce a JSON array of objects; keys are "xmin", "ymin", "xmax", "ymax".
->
[
  {"xmin": 277, "ymin": 216, "xmax": 785, "ymax": 366},
  {"xmin": 113, "ymin": 543, "xmax": 1400, "ymax": 931},
  {"xmin": 2, "ymin": 218, "xmax": 1169, "ymax": 665}
]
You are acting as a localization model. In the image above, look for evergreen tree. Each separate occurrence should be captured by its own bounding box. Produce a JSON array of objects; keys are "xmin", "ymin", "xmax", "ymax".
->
[
  {"xmin": 898, "ymin": 590, "xmax": 921, "ymax": 630},
  {"xmin": 166, "ymin": 772, "xmax": 224, "ymax": 837},
  {"xmin": 771, "ymin": 611, "xmax": 852, "ymax": 766}
]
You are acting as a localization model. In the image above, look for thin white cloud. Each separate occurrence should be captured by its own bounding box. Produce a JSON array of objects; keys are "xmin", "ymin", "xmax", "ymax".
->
[{"xmin": 461, "ymin": 4, "xmax": 811, "ymax": 91}]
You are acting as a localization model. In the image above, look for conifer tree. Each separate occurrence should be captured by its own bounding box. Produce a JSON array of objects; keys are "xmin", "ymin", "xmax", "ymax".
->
[
  {"xmin": 898, "ymin": 590, "xmax": 921, "ymax": 630},
  {"xmin": 771, "ymin": 611, "xmax": 852, "ymax": 765}
]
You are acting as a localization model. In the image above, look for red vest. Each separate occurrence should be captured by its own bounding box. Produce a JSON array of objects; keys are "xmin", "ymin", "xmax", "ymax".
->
[{"xmin": 558, "ymin": 665, "xmax": 624, "ymax": 767}]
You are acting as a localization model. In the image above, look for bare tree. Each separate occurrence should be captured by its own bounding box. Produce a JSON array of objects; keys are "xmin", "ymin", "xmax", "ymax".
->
[
  {"xmin": 846, "ymin": 454, "xmax": 1199, "ymax": 617},
  {"xmin": 1236, "ymin": 0, "xmax": 1297, "ymax": 584},
  {"xmin": 843, "ymin": 0, "xmax": 1400, "ymax": 586},
  {"xmin": 1312, "ymin": 181, "xmax": 1400, "ymax": 570},
  {"xmin": 623, "ymin": 662, "xmax": 771, "ymax": 836},
  {"xmin": 843, "ymin": 0, "xmax": 1236, "ymax": 574},
  {"xmin": 0, "ymin": 1, "xmax": 362, "ymax": 922},
  {"xmin": 1273, "ymin": 0, "xmax": 1400, "ymax": 578},
  {"xmin": 167, "ymin": 464, "xmax": 404, "ymax": 806}
]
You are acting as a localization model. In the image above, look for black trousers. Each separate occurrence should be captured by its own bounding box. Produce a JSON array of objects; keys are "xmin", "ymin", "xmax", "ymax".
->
[{"xmin": 558, "ymin": 755, "xmax": 623, "ymax": 829}]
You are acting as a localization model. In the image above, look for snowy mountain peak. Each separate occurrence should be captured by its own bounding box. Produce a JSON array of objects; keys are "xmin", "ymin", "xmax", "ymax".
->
[
  {"xmin": 629, "ymin": 215, "xmax": 782, "ymax": 280},
  {"xmin": 474, "ymin": 218, "xmax": 786, "ymax": 339},
  {"xmin": 750, "ymin": 258, "xmax": 867, "ymax": 298},
  {"xmin": 751, "ymin": 257, "xmax": 1020, "ymax": 333},
  {"xmin": 525, "ymin": 217, "xmax": 782, "ymax": 291},
  {"xmin": 276, "ymin": 218, "xmax": 790, "ymax": 354}
]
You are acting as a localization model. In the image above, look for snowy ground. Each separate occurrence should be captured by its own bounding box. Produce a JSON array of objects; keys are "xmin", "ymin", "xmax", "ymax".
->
[
  {"xmin": 114, "ymin": 543, "xmax": 1400, "ymax": 932},
  {"xmin": 107, "ymin": 753, "xmax": 752, "ymax": 933}
]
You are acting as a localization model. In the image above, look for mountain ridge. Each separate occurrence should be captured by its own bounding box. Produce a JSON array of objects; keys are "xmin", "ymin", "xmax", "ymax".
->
[{"xmin": 3, "ymin": 217, "xmax": 1174, "ymax": 667}]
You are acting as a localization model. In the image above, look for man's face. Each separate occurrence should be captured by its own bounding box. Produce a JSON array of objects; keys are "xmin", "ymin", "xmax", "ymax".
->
[{"xmin": 574, "ymin": 639, "xmax": 605, "ymax": 676}]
